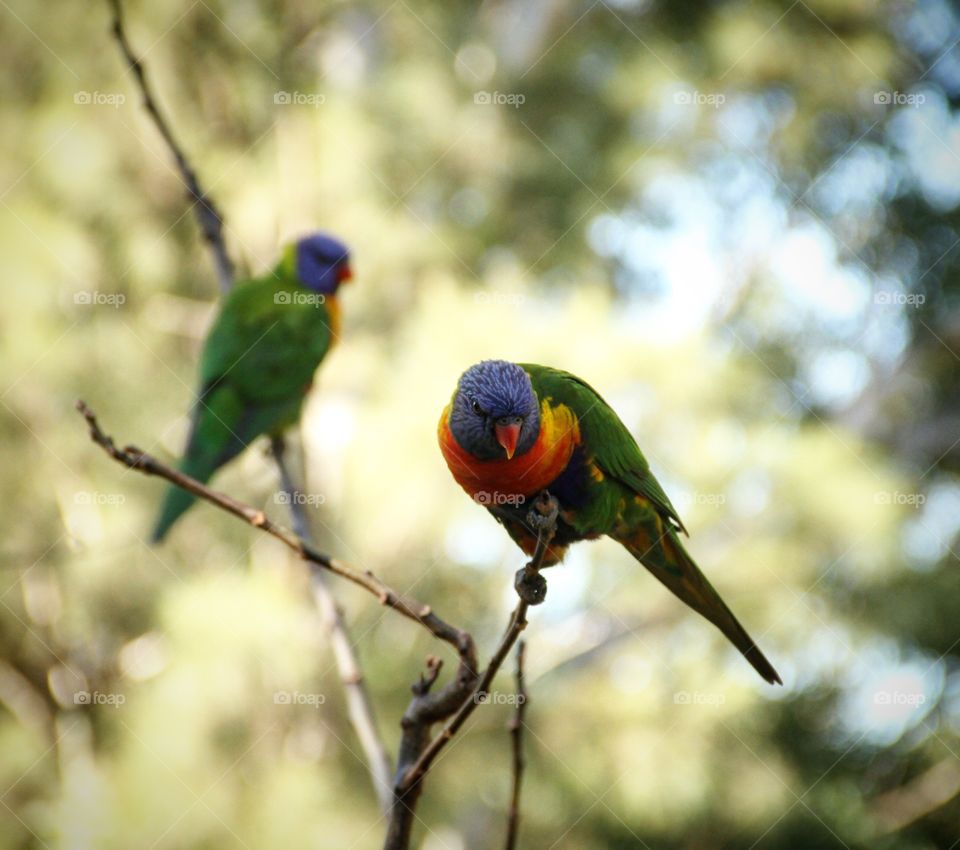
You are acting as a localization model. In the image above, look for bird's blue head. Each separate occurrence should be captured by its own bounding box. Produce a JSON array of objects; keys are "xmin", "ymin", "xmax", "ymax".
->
[
  {"xmin": 449, "ymin": 360, "xmax": 541, "ymax": 461},
  {"xmin": 294, "ymin": 232, "xmax": 352, "ymax": 294}
]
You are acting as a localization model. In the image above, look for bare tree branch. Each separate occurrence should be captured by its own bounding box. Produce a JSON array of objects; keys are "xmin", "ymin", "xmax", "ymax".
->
[
  {"xmin": 504, "ymin": 640, "xmax": 528, "ymax": 850},
  {"xmin": 873, "ymin": 758, "xmax": 960, "ymax": 835},
  {"xmin": 504, "ymin": 641, "xmax": 529, "ymax": 850},
  {"xmin": 397, "ymin": 494, "xmax": 556, "ymax": 796},
  {"xmin": 76, "ymin": 401, "xmax": 475, "ymax": 659},
  {"xmin": 107, "ymin": 0, "xmax": 234, "ymax": 293},
  {"xmin": 383, "ymin": 496, "xmax": 557, "ymax": 849},
  {"xmin": 271, "ymin": 436, "xmax": 394, "ymax": 816},
  {"xmin": 76, "ymin": 400, "xmax": 556, "ymax": 850}
]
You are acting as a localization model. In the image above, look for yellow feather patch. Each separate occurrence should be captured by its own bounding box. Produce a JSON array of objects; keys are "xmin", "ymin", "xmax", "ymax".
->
[{"xmin": 324, "ymin": 295, "xmax": 341, "ymax": 344}]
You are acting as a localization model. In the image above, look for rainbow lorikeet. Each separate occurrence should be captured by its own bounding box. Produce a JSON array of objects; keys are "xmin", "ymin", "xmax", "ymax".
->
[
  {"xmin": 438, "ymin": 360, "xmax": 781, "ymax": 685},
  {"xmin": 151, "ymin": 233, "xmax": 352, "ymax": 542}
]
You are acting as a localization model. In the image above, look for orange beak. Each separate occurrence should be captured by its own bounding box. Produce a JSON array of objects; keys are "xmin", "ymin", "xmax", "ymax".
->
[
  {"xmin": 338, "ymin": 264, "xmax": 353, "ymax": 283},
  {"xmin": 494, "ymin": 421, "xmax": 522, "ymax": 460}
]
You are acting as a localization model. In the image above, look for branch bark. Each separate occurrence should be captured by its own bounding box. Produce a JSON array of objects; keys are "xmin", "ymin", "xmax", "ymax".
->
[
  {"xmin": 504, "ymin": 640, "xmax": 528, "ymax": 850},
  {"xmin": 107, "ymin": 0, "xmax": 234, "ymax": 293}
]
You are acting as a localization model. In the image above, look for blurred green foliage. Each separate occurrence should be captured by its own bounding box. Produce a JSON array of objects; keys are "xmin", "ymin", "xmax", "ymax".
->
[{"xmin": 2, "ymin": 0, "xmax": 959, "ymax": 847}]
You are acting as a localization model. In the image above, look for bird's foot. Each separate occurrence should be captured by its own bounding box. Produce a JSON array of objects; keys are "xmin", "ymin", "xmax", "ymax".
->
[
  {"xmin": 526, "ymin": 491, "xmax": 559, "ymax": 532},
  {"xmin": 514, "ymin": 566, "xmax": 547, "ymax": 605}
]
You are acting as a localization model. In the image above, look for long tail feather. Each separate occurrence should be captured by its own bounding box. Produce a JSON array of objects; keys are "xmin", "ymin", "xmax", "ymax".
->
[
  {"xmin": 622, "ymin": 528, "xmax": 781, "ymax": 685},
  {"xmin": 150, "ymin": 485, "xmax": 198, "ymax": 543}
]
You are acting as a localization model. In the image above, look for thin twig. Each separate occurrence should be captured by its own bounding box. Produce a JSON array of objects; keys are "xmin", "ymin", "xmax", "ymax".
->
[
  {"xmin": 505, "ymin": 640, "xmax": 528, "ymax": 850},
  {"xmin": 107, "ymin": 0, "xmax": 234, "ymax": 292},
  {"xmin": 271, "ymin": 436, "xmax": 394, "ymax": 815},
  {"xmin": 383, "ymin": 500, "xmax": 557, "ymax": 850}
]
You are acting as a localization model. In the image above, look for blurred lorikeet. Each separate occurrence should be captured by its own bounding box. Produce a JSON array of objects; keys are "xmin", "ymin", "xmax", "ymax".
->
[
  {"xmin": 151, "ymin": 233, "xmax": 352, "ymax": 542},
  {"xmin": 438, "ymin": 360, "xmax": 781, "ymax": 685}
]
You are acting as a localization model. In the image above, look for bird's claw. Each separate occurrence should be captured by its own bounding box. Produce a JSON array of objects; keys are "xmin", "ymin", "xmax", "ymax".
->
[
  {"xmin": 527, "ymin": 491, "xmax": 559, "ymax": 532},
  {"xmin": 514, "ymin": 567, "xmax": 547, "ymax": 605}
]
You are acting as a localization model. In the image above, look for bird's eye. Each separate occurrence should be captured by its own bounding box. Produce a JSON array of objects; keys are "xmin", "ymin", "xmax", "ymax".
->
[{"xmin": 471, "ymin": 399, "xmax": 482, "ymax": 415}]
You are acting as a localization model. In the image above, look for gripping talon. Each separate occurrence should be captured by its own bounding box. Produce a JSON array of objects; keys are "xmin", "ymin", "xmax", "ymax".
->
[
  {"xmin": 514, "ymin": 567, "xmax": 547, "ymax": 605},
  {"xmin": 526, "ymin": 491, "xmax": 559, "ymax": 532}
]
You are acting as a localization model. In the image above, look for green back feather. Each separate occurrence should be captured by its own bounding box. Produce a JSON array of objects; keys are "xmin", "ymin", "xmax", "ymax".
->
[{"xmin": 521, "ymin": 364, "xmax": 687, "ymax": 533}]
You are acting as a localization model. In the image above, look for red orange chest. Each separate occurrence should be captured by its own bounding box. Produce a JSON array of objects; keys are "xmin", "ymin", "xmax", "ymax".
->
[{"xmin": 438, "ymin": 401, "xmax": 581, "ymax": 498}]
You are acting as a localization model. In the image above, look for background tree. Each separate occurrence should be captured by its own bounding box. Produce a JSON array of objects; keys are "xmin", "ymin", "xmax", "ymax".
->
[{"xmin": 1, "ymin": 0, "xmax": 958, "ymax": 847}]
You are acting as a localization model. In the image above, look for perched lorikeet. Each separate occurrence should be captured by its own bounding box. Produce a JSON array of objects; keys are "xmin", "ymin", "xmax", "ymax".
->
[
  {"xmin": 438, "ymin": 360, "xmax": 781, "ymax": 685},
  {"xmin": 151, "ymin": 233, "xmax": 352, "ymax": 542}
]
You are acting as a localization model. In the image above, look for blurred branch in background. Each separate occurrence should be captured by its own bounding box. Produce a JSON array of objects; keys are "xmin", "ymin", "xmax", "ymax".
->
[
  {"xmin": 107, "ymin": 0, "xmax": 233, "ymax": 292},
  {"xmin": 271, "ymin": 435, "xmax": 394, "ymax": 814},
  {"xmin": 504, "ymin": 639, "xmax": 528, "ymax": 850}
]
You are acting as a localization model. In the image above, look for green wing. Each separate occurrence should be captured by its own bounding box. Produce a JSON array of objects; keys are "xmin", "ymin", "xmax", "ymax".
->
[
  {"xmin": 522, "ymin": 364, "xmax": 687, "ymax": 534},
  {"xmin": 151, "ymin": 274, "xmax": 334, "ymax": 541},
  {"xmin": 199, "ymin": 275, "xmax": 333, "ymax": 400}
]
